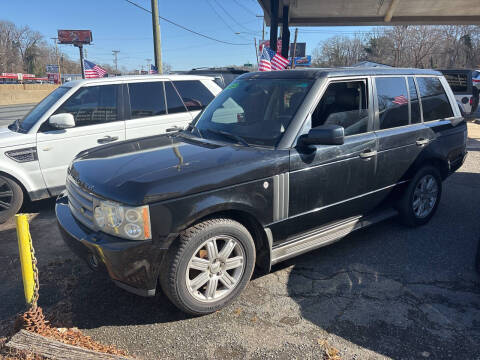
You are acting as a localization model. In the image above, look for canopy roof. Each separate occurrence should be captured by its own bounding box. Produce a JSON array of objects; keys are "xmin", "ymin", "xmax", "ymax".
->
[{"xmin": 258, "ymin": 0, "xmax": 480, "ymax": 26}]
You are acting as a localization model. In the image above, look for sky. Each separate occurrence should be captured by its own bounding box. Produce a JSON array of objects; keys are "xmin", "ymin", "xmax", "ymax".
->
[{"xmin": 1, "ymin": 0, "xmax": 372, "ymax": 71}]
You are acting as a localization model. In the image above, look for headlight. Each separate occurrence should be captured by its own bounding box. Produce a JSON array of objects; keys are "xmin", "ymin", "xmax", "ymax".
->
[{"xmin": 93, "ymin": 200, "xmax": 151, "ymax": 240}]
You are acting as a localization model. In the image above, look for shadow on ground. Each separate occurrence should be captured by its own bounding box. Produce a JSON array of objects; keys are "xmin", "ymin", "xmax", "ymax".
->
[{"xmin": 285, "ymin": 171, "xmax": 480, "ymax": 359}]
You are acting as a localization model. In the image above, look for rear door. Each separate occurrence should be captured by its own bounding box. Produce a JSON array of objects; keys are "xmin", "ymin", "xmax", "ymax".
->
[
  {"xmin": 36, "ymin": 83, "xmax": 125, "ymax": 193},
  {"xmin": 125, "ymin": 80, "xmax": 193, "ymax": 140},
  {"xmin": 372, "ymin": 76, "xmax": 432, "ymax": 194}
]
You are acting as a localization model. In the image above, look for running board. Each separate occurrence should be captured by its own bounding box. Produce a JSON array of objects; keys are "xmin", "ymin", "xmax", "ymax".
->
[{"xmin": 270, "ymin": 208, "xmax": 398, "ymax": 265}]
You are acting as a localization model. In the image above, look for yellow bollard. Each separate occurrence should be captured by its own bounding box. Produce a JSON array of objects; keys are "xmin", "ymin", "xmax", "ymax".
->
[{"xmin": 16, "ymin": 214, "xmax": 35, "ymax": 305}]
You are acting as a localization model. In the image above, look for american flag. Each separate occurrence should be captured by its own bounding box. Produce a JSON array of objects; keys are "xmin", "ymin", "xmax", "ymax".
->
[
  {"xmin": 392, "ymin": 95, "xmax": 408, "ymax": 105},
  {"xmin": 259, "ymin": 46, "xmax": 289, "ymax": 71},
  {"xmin": 83, "ymin": 59, "xmax": 107, "ymax": 78},
  {"xmin": 149, "ymin": 64, "xmax": 158, "ymax": 74}
]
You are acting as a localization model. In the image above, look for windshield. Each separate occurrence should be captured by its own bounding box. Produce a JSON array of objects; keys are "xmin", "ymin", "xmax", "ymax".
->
[
  {"xmin": 14, "ymin": 86, "xmax": 70, "ymax": 133},
  {"xmin": 192, "ymin": 78, "xmax": 313, "ymax": 147}
]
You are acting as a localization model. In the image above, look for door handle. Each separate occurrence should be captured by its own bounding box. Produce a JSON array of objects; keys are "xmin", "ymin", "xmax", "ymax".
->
[
  {"xmin": 166, "ymin": 126, "xmax": 182, "ymax": 133},
  {"xmin": 97, "ymin": 135, "xmax": 119, "ymax": 144},
  {"xmin": 359, "ymin": 149, "xmax": 377, "ymax": 160},
  {"xmin": 416, "ymin": 138, "xmax": 430, "ymax": 146}
]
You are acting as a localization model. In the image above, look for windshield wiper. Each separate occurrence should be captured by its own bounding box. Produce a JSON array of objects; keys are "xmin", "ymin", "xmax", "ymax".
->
[{"xmin": 206, "ymin": 129, "xmax": 249, "ymax": 147}]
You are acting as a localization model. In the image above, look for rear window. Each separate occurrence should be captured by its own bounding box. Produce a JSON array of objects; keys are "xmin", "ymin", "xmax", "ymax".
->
[
  {"xmin": 416, "ymin": 77, "xmax": 454, "ymax": 121},
  {"xmin": 443, "ymin": 73, "xmax": 469, "ymax": 93},
  {"xmin": 173, "ymin": 80, "xmax": 214, "ymax": 111}
]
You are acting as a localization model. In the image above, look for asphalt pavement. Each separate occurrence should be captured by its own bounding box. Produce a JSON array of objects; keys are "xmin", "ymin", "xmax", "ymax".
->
[{"xmin": 0, "ymin": 103, "xmax": 35, "ymax": 128}]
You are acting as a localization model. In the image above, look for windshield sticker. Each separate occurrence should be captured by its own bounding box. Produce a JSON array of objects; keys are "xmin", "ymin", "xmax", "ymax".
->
[
  {"xmin": 296, "ymin": 83, "xmax": 309, "ymax": 87},
  {"xmin": 227, "ymin": 82, "xmax": 239, "ymax": 89}
]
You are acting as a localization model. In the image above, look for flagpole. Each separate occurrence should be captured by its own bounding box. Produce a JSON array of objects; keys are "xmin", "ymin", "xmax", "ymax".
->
[{"xmin": 254, "ymin": 38, "xmax": 259, "ymax": 68}]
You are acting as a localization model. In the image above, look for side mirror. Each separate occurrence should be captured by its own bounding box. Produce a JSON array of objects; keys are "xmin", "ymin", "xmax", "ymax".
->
[
  {"xmin": 49, "ymin": 113, "xmax": 75, "ymax": 129},
  {"xmin": 300, "ymin": 124, "xmax": 345, "ymax": 146}
]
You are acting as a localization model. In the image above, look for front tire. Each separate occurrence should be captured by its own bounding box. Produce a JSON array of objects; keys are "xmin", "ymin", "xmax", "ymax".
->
[
  {"xmin": 398, "ymin": 166, "xmax": 442, "ymax": 227},
  {"xmin": 159, "ymin": 218, "xmax": 256, "ymax": 315},
  {"xmin": 0, "ymin": 175, "xmax": 23, "ymax": 224}
]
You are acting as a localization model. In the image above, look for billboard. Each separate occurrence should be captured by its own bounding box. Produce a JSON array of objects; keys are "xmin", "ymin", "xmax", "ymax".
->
[
  {"xmin": 58, "ymin": 30, "xmax": 92, "ymax": 45},
  {"xmin": 46, "ymin": 64, "xmax": 59, "ymax": 73},
  {"xmin": 290, "ymin": 43, "xmax": 306, "ymax": 57},
  {"xmin": 259, "ymin": 39, "xmax": 282, "ymax": 53}
]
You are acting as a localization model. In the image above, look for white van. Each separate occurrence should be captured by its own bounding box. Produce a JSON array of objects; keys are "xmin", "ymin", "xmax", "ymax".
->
[{"xmin": 0, "ymin": 75, "xmax": 221, "ymax": 222}]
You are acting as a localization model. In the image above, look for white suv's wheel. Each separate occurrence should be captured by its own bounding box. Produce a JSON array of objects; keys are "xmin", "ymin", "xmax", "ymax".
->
[
  {"xmin": 160, "ymin": 218, "xmax": 255, "ymax": 315},
  {"xmin": 0, "ymin": 175, "xmax": 23, "ymax": 224}
]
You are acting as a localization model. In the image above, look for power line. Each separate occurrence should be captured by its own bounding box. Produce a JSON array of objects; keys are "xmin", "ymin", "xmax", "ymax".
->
[
  {"xmin": 232, "ymin": 0, "xmax": 257, "ymax": 16},
  {"xmin": 123, "ymin": 0, "xmax": 250, "ymax": 45},
  {"xmin": 213, "ymin": 0, "xmax": 260, "ymax": 35},
  {"xmin": 206, "ymin": 0, "xmax": 244, "ymax": 37}
]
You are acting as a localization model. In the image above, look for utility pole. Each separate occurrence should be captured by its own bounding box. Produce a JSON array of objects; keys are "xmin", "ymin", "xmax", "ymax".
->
[
  {"xmin": 145, "ymin": 58, "xmax": 152, "ymax": 74},
  {"xmin": 151, "ymin": 0, "xmax": 162, "ymax": 73},
  {"xmin": 256, "ymin": 15, "xmax": 265, "ymax": 41},
  {"xmin": 51, "ymin": 37, "xmax": 62, "ymax": 84},
  {"xmin": 112, "ymin": 50, "xmax": 120, "ymax": 74},
  {"xmin": 291, "ymin": 28, "xmax": 298, "ymax": 69}
]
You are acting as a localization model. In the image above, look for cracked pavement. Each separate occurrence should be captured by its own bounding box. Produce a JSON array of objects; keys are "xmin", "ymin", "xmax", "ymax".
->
[{"xmin": 0, "ymin": 126, "xmax": 479, "ymax": 359}]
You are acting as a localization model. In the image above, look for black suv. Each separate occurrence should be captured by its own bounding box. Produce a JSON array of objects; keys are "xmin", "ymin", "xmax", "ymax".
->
[{"xmin": 57, "ymin": 68, "xmax": 467, "ymax": 315}]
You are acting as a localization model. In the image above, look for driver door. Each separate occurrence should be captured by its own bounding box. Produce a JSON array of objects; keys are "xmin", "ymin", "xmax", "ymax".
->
[
  {"xmin": 36, "ymin": 84, "xmax": 125, "ymax": 194},
  {"xmin": 271, "ymin": 78, "xmax": 380, "ymax": 243}
]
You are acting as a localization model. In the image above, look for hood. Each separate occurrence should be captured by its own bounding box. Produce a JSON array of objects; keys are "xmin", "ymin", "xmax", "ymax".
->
[
  {"xmin": 69, "ymin": 133, "xmax": 288, "ymax": 205},
  {"xmin": 0, "ymin": 126, "xmax": 36, "ymax": 148}
]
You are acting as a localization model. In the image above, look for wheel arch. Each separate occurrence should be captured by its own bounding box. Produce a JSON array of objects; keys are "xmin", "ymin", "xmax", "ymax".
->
[
  {"xmin": 170, "ymin": 205, "xmax": 272, "ymax": 275},
  {"xmin": 0, "ymin": 170, "xmax": 30, "ymax": 201}
]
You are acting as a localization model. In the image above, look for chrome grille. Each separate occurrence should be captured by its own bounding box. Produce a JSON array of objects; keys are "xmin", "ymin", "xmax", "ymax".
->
[{"xmin": 66, "ymin": 177, "xmax": 96, "ymax": 229}]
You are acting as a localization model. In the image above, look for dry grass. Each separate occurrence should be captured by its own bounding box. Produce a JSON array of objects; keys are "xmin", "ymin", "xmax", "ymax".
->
[{"xmin": 318, "ymin": 338, "xmax": 342, "ymax": 360}]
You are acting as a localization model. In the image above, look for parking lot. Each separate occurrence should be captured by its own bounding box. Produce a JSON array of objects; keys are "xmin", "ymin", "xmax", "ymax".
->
[{"xmin": 0, "ymin": 120, "xmax": 478, "ymax": 359}]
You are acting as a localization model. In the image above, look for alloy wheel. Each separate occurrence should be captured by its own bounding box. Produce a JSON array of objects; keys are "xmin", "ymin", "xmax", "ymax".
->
[
  {"xmin": 0, "ymin": 178, "xmax": 13, "ymax": 214},
  {"xmin": 412, "ymin": 174, "xmax": 438, "ymax": 218},
  {"xmin": 185, "ymin": 235, "xmax": 245, "ymax": 302}
]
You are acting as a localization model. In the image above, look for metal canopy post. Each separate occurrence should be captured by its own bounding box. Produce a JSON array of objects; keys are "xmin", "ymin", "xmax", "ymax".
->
[
  {"xmin": 269, "ymin": 0, "xmax": 279, "ymax": 52},
  {"xmin": 281, "ymin": 5, "xmax": 290, "ymax": 59}
]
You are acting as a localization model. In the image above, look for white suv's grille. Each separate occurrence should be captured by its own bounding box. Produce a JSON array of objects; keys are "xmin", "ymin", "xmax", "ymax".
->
[{"xmin": 66, "ymin": 177, "xmax": 96, "ymax": 229}]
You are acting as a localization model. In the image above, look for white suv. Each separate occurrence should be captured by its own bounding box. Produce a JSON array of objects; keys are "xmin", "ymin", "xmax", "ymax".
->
[{"xmin": 0, "ymin": 75, "xmax": 221, "ymax": 222}]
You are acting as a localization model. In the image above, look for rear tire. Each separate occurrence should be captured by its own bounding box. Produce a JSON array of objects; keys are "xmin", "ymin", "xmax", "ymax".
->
[
  {"xmin": 0, "ymin": 175, "xmax": 23, "ymax": 224},
  {"xmin": 397, "ymin": 166, "xmax": 442, "ymax": 227},
  {"xmin": 159, "ymin": 218, "xmax": 256, "ymax": 315}
]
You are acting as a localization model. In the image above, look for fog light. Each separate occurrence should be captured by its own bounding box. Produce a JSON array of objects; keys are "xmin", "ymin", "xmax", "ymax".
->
[{"xmin": 88, "ymin": 253, "xmax": 100, "ymax": 270}]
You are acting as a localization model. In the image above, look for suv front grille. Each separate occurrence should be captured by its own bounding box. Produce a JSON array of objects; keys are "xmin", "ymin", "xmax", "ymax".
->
[{"xmin": 66, "ymin": 177, "xmax": 96, "ymax": 229}]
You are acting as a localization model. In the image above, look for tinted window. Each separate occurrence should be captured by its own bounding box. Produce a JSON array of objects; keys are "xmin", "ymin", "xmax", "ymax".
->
[
  {"xmin": 376, "ymin": 77, "xmax": 409, "ymax": 129},
  {"xmin": 408, "ymin": 77, "xmax": 421, "ymax": 124},
  {"xmin": 54, "ymin": 85, "xmax": 118, "ymax": 127},
  {"xmin": 128, "ymin": 82, "xmax": 166, "ymax": 119},
  {"xmin": 417, "ymin": 77, "xmax": 454, "ymax": 121},
  {"xmin": 443, "ymin": 73, "xmax": 469, "ymax": 93},
  {"xmin": 194, "ymin": 79, "xmax": 312, "ymax": 147},
  {"xmin": 312, "ymin": 80, "xmax": 369, "ymax": 136},
  {"xmin": 165, "ymin": 82, "xmax": 187, "ymax": 114},
  {"xmin": 173, "ymin": 80, "xmax": 214, "ymax": 111}
]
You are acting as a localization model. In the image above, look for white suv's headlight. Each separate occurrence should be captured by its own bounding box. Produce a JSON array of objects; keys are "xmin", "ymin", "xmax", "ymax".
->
[{"xmin": 92, "ymin": 200, "xmax": 151, "ymax": 240}]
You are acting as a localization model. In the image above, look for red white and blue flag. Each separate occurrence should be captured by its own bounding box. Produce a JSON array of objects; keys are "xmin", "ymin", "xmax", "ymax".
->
[
  {"xmin": 392, "ymin": 95, "xmax": 408, "ymax": 105},
  {"xmin": 83, "ymin": 59, "xmax": 107, "ymax": 78},
  {"xmin": 259, "ymin": 46, "xmax": 289, "ymax": 71},
  {"xmin": 149, "ymin": 64, "xmax": 158, "ymax": 74}
]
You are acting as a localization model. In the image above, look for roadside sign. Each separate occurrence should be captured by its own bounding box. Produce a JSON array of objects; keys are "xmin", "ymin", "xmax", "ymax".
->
[
  {"xmin": 46, "ymin": 64, "xmax": 59, "ymax": 74},
  {"xmin": 288, "ymin": 56, "xmax": 312, "ymax": 67}
]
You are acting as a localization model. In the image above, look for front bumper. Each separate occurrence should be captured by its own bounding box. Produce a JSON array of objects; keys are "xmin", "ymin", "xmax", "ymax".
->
[{"xmin": 56, "ymin": 194, "xmax": 166, "ymax": 296}]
